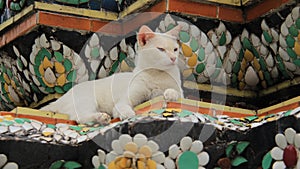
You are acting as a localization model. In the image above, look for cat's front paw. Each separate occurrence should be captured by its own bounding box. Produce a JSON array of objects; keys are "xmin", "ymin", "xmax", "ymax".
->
[
  {"xmin": 92, "ymin": 112, "xmax": 111, "ymax": 125},
  {"xmin": 163, "ymin": 88, "xmax": 179, "ymax": 101},
  {"xmin": 113, "ymin": 103, "xmax": 136, "ymax": 120}
]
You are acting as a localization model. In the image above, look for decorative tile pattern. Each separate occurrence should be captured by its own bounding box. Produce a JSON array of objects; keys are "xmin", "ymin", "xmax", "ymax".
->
[
  {"xmin": 0, "ymin": 154, "xmax": 18, "ymax": 169},
  {"xmin": 269, "ymin": 128, "xmax": 300, "ymax": 168}
]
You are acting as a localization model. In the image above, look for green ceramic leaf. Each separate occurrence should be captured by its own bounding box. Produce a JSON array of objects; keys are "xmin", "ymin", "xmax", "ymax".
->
[
  {"xmin": 178, "ymin": 151, "xmax": 199, "ymax": 169},
  {"xmin": 31, "ymin": 84, "xmax": 41, "ymax": 93},
  {"xmin": 289, "ymin": 25, "xmax": 298, "ymax": 37},
  {"xmin": 6, "ymin": 69, "xmax": 12, "ymax": 78},
  {"xmin": 110, "ymin": 61, "xmax": 119, "ymax": 74},
  {"xmin": 166, "ymin": 24, "xmax": 175, "ymax": 31},
  {"xmin": 47, "ymin": 124, "xmax": 56, "ymax": 129},
  {"xmin": 219, "ymin": 32, "xmax": 226, "ymax": 46},
  {"xmin": 211, "ymin": 69, "xmax": 220, "ymax": 79},
  {"xmin": 296, "ymin": 18, "xmax": 300, "ymax": 29},
  {"xmin": 63, "ymin": 161, "xmax": 82, "ymax": 169},
  {"xmin": 179, "ymin": 31, "xmax": 190, "ymax": 43},
  {"xmin": 45, "ymin": 87, "xmax": 54, "ymax": 93},
  {"xmin": 63, "ymin": 59, "xmax": 73, "ymax": 72},
  {"xmin": 37, "ymin": 77, "xmax": 45, "ymax": 87},
  {"xmin": 20, "ymin": 0, "xmax": 25, "ymax": 7},
  {"xmin": 231, "ymin": 156, "xmax": 248, "ymax": 166},
  {"xmin": 119, "ymin": 52, "xmax": 127, "ymax": 62},
  {"xmin": 238, "ymin": 49, "xmax": 244, "ymax": 61},
  {"xmin": 0, "ymin": 0, "xmax": 5, "ymax": 9},
  {"xmin": 236, "ymin": 141, "xmax": 250, "ymax": 154},
  {"xmin": 190, "ymin": 37, "xmax": 199, "ymax": 52},
  {"xmin": 263, "ymin": 31, "xmax": 272, "ymax": 43},
  {"xmin": 98, "ymin": 164, "xmax": 106, "ymax": 169},
  {"xmin": 259, "ymin": 59, "xmax": 267, "ymax": 71},
  {"xmin": 67, "ymin": 70, "xmax": 77, "ymax": 82},
  {"xmin": 17, "ymin": 58, "xmax": 23, "ymax": 70},
  {"xmin": 198, "ymin": 47, "xmax": 205, "ymax": 61},
  {"xmin": 245, "ymin": 116, "xmax": 258, "ymax": 122},
  {"xmin": 262, "ymin": 152, "xmax": 272, "ymax": 169},
  {"xmin": 34, "ymin": 66, "xmax": 41, "ymax": 77},
  {"xmin": 252, "ymin": 48, "xmax": 260, "ymax": 58},
  {"xmin": 49, "ymin": 160, "xmax": 64, "ymax": 169},
  {"xmin": 15, "ymin": 3, "xmax": 21, "ymax": 10},
  {"xmin": 14, "ymin": 118, "xmax": 25, "ymax": 124},
  {"xmin": 54, "ymin": 86, "xmax": 65, "ymax": 94},
  {"xmin": 232, "ymin": 61, "xmax": 241, "ymax": 74},
  {"xmin": 286, "ymin": 35, "xmax": 295, "ymax": 48},
  {"xmin": 196, "ymin": 63, "xmax": 205, "ymax": 74},
  {"xmin": 293, "ymin": 59, "xmax": 300, "ymax": 67},
  {"xmin": 63, "ymin": 82, "xmax": 73, "ymax": 92},
  {"xmin": 226, "ymin": 142, "xmax": 235, "ymax": 157},
  {"xmin": 91, "ymin": 47, "xmax": 100, "ymax": 59},
  {"xmin": 54, "ymin": 52, "xmax": 64, "ymax": 62},
  {"xmin": 216, "ymin": 57, "xmax": 222, "ymax": 68},
  {"xmin": 263, "ymin": 71, "xmax": 271, "ymax": 81},
  {"xmin": 284, "ymin": 110, "xmax": 292, "ymax": 117},
  {"xmin": 242, "ymin": 38, "xmax": 252, "ymax": 50},
  {"xmin": 70, "ymin": 125, "xmax": 82, "ymax": 131},
  {"xmin": 231, "ymin": 74, "xmax": 237, "ymax": 84},
  {"xmin": 287, "ymin": 48, "xmax": 297, "ymax": 59}
]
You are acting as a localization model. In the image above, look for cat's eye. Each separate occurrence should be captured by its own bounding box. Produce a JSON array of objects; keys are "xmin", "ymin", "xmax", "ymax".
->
[
  {"xmin": 174, "ymin": 48, "xmax": 178, "ymax": 52},
  {"xmin": 157, "ymin": 47, "xmax": 165, "ymax": 52}
]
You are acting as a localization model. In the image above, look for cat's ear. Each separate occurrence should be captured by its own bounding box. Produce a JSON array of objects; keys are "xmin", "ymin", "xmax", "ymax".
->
[
  {"xmin": 137, "ymin": 25, "xmax": 155, "ymax": 46},
  {"xmin": 166, "ymin": 25, "xmax": 182, "ymax": 38}
]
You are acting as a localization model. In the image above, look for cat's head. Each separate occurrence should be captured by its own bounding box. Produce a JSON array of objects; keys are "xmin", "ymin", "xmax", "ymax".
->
[{"xmin": 135, "ymin": 25, "xmax": 182, "ymax": 70}]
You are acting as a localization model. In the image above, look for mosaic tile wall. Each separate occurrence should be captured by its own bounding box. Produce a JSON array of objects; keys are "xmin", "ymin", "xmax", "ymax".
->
[
  {"xmin": 0, "ymin": 5, "xmax": 299, "ymax": 110},
  {"xmin": 0, "ymin": 0, "xmax": 137, "ymax": 24}
]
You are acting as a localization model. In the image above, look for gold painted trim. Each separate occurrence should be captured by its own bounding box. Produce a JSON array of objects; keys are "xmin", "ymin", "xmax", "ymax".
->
[
  {"xmin": 257, "ymin": 96, "xmax": 300, "ymax": 115},
  {"xmin": 206, "ymin": 0, "xmax": 250, "ymax": 6},
  {"xmin": 120, "ymin": 0, "xmax": 155, "ymax": 18},
  {"xmin": 178, "ymin": 97, "xmax": 256, "ymax": 115},
  {"xmin": 34, "ymin": 2, "xmax": 118, "ymax": 21},
  {"xmin": 0, "ymin": 5, "xmax": 34, "ymax": 32},
  {"xmin": 183, "ymin": 81, "xmax": 257, "ymax": 98},
  {"xmin": 134, "ymin": 96, "xmax": 255, "ymax": 115},
  {"xmin": 11, "ymin": 107, "xmax": 69, "ymax": 119}
]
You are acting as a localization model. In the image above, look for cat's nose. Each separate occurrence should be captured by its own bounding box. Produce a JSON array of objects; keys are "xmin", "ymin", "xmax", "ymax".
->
[{"xmin": 170, "ymin": 57, "xmax": 176, "ymax": 62}]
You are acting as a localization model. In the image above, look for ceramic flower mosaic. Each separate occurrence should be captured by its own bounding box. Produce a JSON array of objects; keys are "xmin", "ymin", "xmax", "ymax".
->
[
  {"xmin": 0, "ymin": 154, "xmax": 18, "ymax": 169},
  {"xmin": 166, "ymin": 136, "xmax": 209, "ymax": 169},
  {"xmin": 270, "ymin": 128, "xmax": 300, "ymax": 168},
  {"xmin": 92, "ymin": 134, "xmax": 165, "ymax": 169},
  {"xmin": 92, "ymin": 135, "xmax": 210, "ymax": 169}
]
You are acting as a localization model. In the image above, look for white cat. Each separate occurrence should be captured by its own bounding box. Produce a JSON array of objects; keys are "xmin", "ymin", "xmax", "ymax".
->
[{"xmin": 41, "ymin": 25, "xmax": 183, "ymax": 124}]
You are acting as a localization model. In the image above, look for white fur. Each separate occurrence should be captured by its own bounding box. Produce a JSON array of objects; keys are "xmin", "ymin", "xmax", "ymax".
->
[{"xmin": 41, "ymin": 26, "xmax": 183, "ymax": 123}]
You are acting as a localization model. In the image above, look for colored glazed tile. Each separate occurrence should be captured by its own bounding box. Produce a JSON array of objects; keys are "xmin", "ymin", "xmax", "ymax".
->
[
  {"xmin": 177, "ymin": 110, "xmax": 193, "ymax": 117},
  {"xmin": 178, "ymin": 151, "xmax": 199, "ymax": 169},
  {"xmin": 152, "ymin": 109, "xmax": 165, "ymax": 114},
  {"xmin": 179, "ymin": 31, "xmax": 190, "ymax": 43}
]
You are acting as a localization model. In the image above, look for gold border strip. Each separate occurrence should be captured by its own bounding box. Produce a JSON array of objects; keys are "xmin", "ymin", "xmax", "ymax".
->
[{"xmin": 34, "ymin": 1, "xmax": 118, "ymax": 21}]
